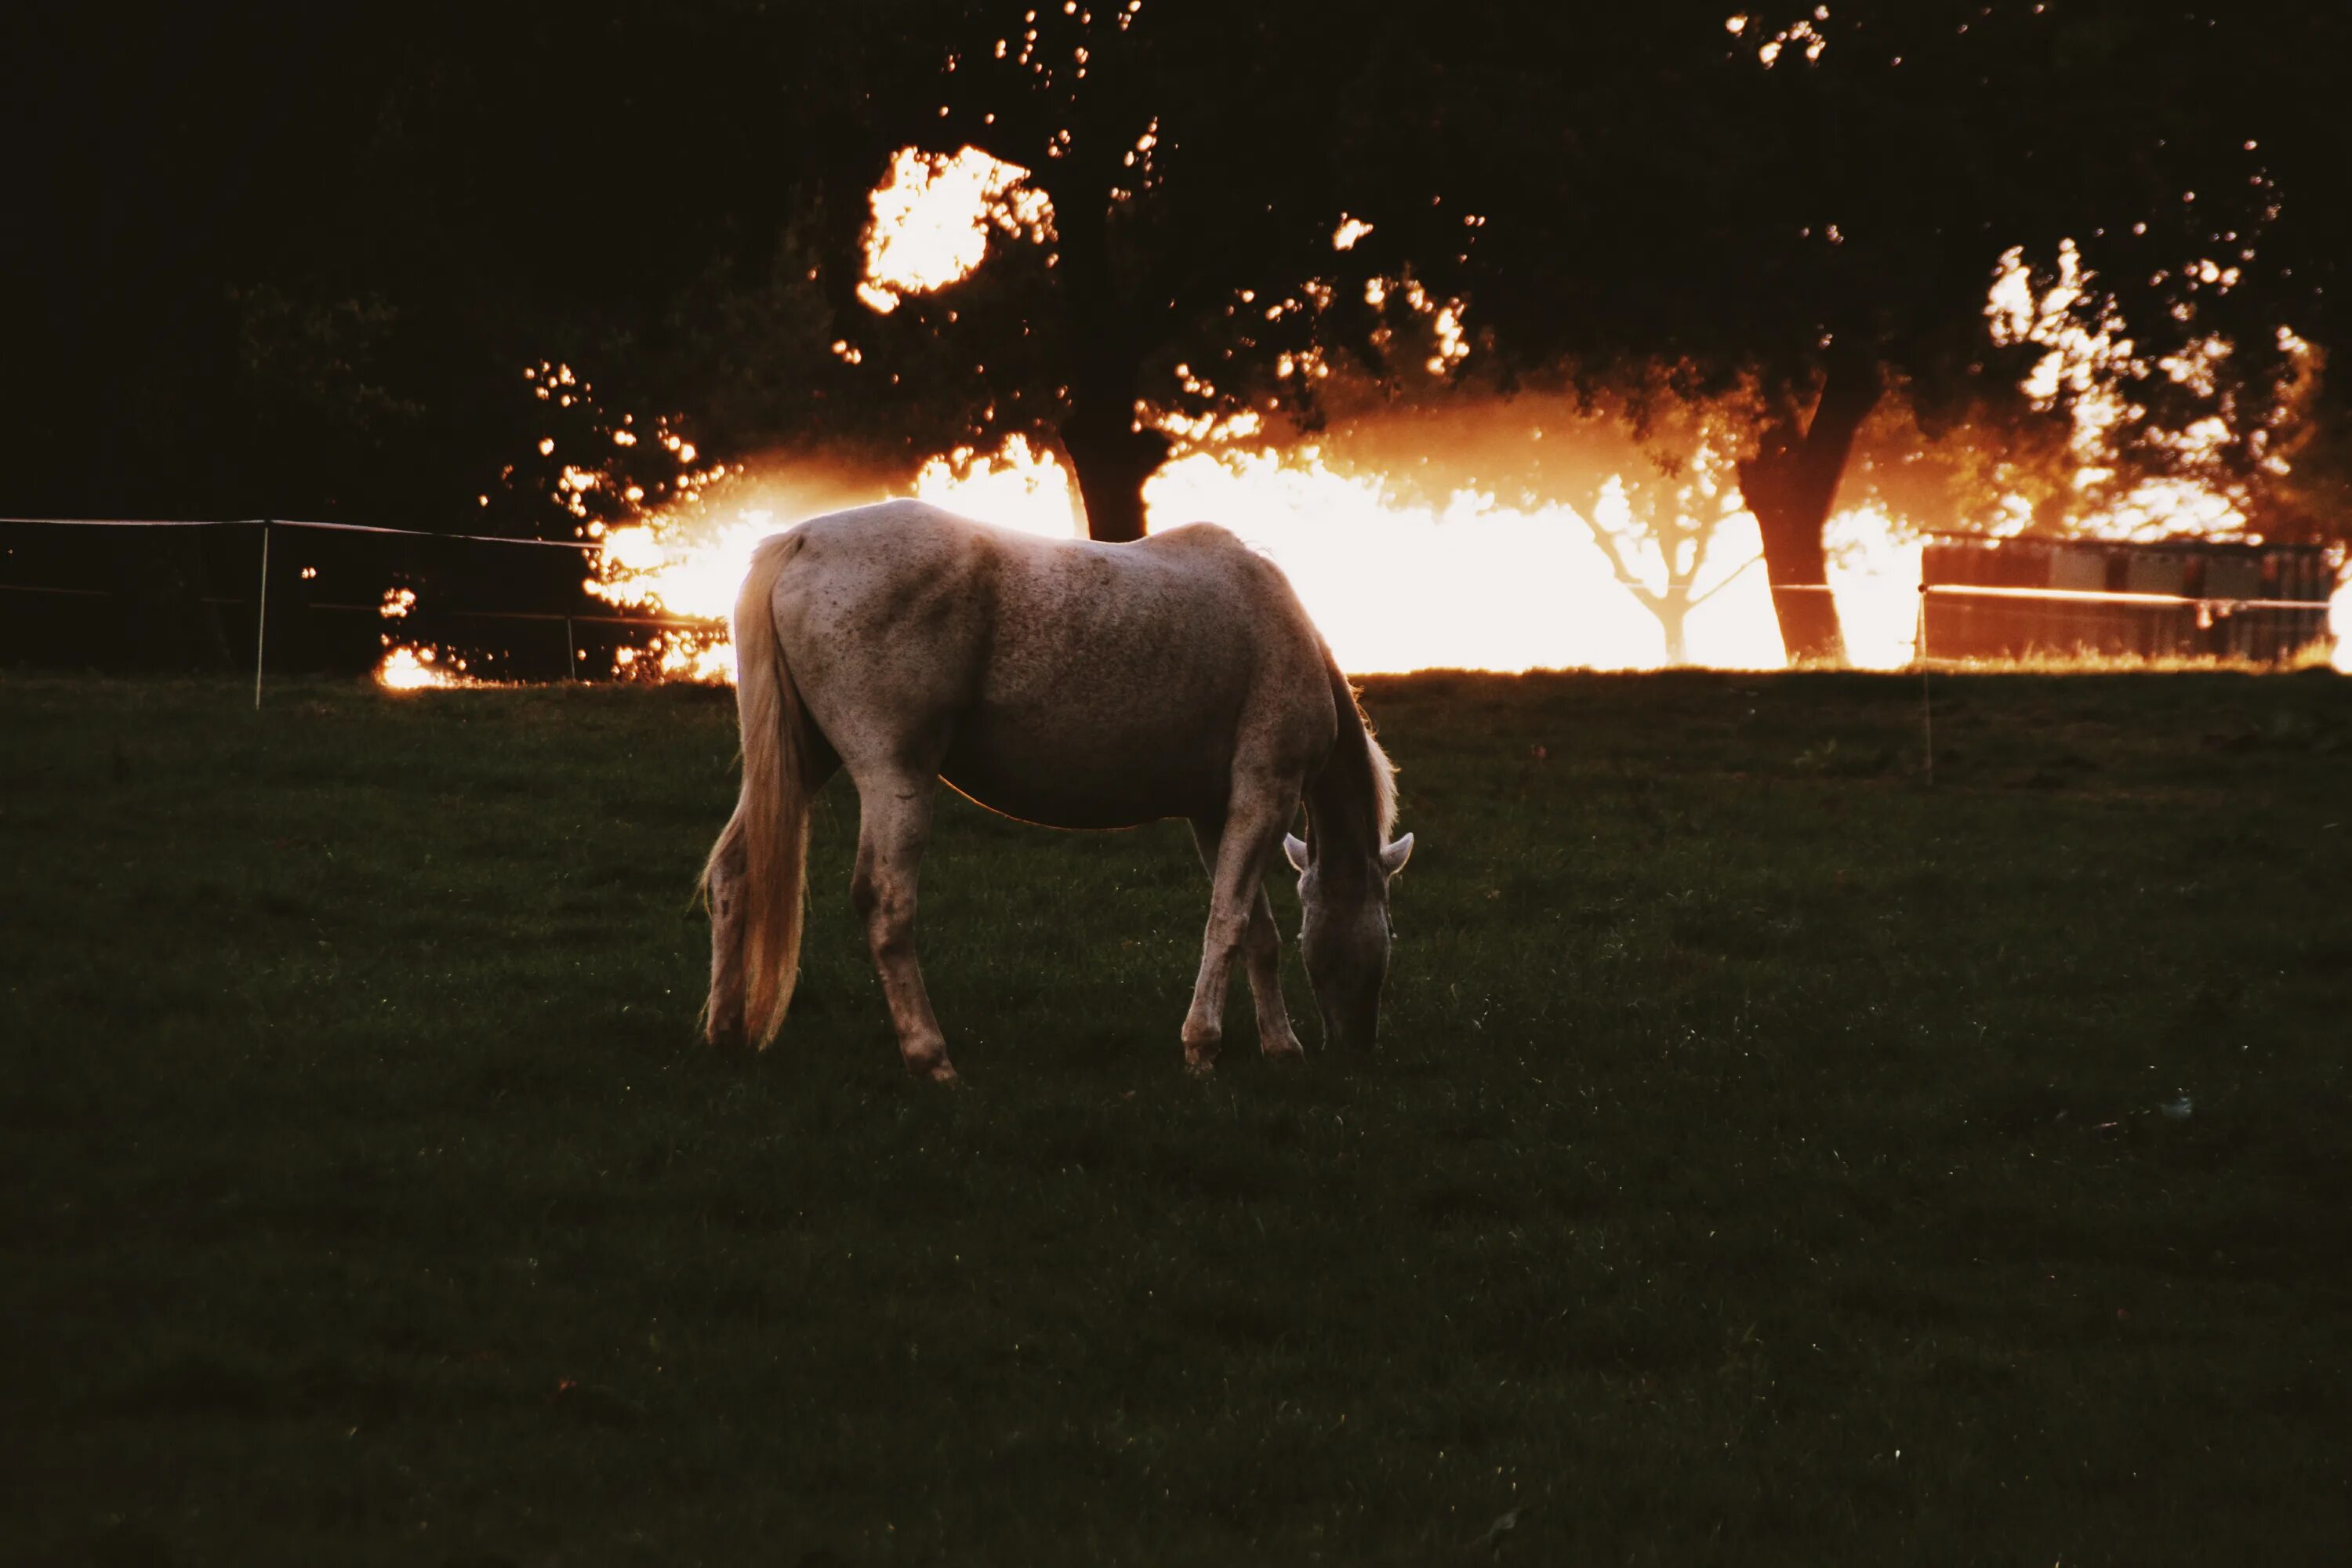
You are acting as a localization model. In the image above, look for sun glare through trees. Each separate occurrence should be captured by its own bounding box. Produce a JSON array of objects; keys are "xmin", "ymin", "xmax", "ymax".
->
[{"xmin": 368, "ymin": 116, "xmax": 2343, "ymax": 688}]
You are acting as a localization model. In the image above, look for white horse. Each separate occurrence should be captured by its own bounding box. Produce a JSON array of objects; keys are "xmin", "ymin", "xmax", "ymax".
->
[{"xmin": 700, "ymin": 500, "xmax": 1413, "ymax": 1080}]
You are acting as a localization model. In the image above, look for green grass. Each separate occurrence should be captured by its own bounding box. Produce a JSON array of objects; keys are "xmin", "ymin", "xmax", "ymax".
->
[{"xmin": 2, "ymin": 669, "xmax": 2348, "ymax": 1566}]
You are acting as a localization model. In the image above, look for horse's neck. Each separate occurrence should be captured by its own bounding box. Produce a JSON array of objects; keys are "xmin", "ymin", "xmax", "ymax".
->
[
  {"xmin": 1305, "ymin": 658, "xmax": 1392, "ymax": 873},
  {"xmin": 1305, "ymin": 754, "xmax": 1381, "ymax": 872}
]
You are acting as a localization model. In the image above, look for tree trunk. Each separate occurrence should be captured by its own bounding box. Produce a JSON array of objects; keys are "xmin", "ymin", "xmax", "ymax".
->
[
  {"xmin": 1737, "ymin": 350, "xmax": 1881, "ymax": 667},
  {"xmin": 1047, "ymin": 167, "xmax": 1172, "ymax": 543},
  {"xmin": 1058, "ymin": 397, "xmax": 1170, "ymax": 544},
  {"xmin": 1656, "ymin": 597, "xmax": 1691, "ymax": 667}
]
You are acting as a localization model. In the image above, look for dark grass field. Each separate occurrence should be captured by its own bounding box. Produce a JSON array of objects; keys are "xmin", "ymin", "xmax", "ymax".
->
[{"xmin": 2, "ymin": 669, "xmax": 2348, "ymax": 1566}]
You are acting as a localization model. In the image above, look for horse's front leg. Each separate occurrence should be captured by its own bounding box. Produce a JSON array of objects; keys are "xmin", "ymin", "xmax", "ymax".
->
[
  {"xmin": 1240, "ymin": 887, "xmax": 1305, "ymax": 1060},
  {"xmin": 1181, "ymin": 781, "xmax": 1296, "ymax": 1073},
  {"xmin": 1190, "ymin": 818, "xmax": 1304, "ymax": 1062},
  {"xmin": 850, "ymin": 774, "xmax": 956, "ymax": 1082}
]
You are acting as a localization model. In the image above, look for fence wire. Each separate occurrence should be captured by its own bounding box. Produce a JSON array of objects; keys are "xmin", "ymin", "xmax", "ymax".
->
[
  {"xmin": 3, "ymin": 514, "xmax": 2338, "ymax": 708},
  {"xmin": 0, "ymin": 514, "xmax": 720, "ymax": 705}
]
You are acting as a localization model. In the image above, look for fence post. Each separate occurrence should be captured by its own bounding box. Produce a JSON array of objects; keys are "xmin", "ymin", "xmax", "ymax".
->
[
  {"xmin": 253, "ymin": 521, "xmax": 271, "ymax": 710},
  {"xmin": 1918, "ymin": 583, "xmax": 1933, "ymax": 788}
]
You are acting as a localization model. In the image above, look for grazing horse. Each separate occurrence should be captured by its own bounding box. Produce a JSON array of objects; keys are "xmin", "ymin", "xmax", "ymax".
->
[{"xmin": 699, "ymin": 500, "xmax": 1414, "ymax": 1080}]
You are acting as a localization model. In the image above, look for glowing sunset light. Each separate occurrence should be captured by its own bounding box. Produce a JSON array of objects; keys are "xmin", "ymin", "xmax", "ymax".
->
[
  {"xmin": 1822, "ymin": 506, "xmax": 1927, "ymax": 669},
  {"xmin": 542, "ymin": 432, "xmax": 1827, "ymax": 679},
  {"xmin": 378, "ymin": 646, "xmax": 470, "ymax": 690},
  {"xmin": 1146, "ymin": 445, "xmax": 1784, "ymax": 673},
  {"xmin": 913, "ymin": 434, "xmax": 1083, "ymax": 535},
  {"xmin": 858, "ymin": 146, "xmax": 1054, "ymax": 313},
  {"xmin": 369, "ymin": 412, "xmax": 2337, "ymax": 692}
]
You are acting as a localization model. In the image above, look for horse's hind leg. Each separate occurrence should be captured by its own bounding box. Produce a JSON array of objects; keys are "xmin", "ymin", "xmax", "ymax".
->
[
  {"xmin": 705, "ymin": 835, "xmax": 749, "ymax": 1046},
  {"xmin": 850, "ymin": 772, "xmax": 956, "ymax": 1082},
  {"xmin": 1190, "ymin": 818, "xmax": 1304, "ymax": 1062}
]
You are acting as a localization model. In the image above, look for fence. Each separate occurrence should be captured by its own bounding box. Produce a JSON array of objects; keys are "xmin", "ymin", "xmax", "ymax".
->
[
  {"xmin": 1919, "ymin": 534, "xmax": 2336, "ymax": 662},
  {"xmin": 0, "ymin": 514, "xmax": 720, "ymax": 703},
  {"xmin": 4, "ymin": 516, "xmax": 2342, "ymax": 702}
]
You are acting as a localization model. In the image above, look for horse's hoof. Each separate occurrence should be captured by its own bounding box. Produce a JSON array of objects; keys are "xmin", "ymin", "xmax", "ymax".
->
[
  {"xmin": 1261, "ymin": 1035, "xmax": 1306, "ymax": 1061},
  {"xmin": 909, "ymin": 1057, "xmax": 959, "ymax": 1084}
]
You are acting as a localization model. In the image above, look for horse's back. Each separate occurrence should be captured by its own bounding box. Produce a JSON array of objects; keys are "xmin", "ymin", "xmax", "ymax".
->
[{"xmin": 767, "ymin": 503, "xmax": 1334, "ymax": 828}]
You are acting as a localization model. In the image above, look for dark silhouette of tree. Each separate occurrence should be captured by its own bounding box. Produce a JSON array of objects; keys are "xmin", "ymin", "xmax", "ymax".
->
[
  {"xmin": 5, "ymin": 0, "xmax": 2348, "ymax": 652},
  {"xmin": 1436, "ymin": 1, "xmax": 2351, "ymax": 662},
  {"xmin": 862, "ymin": 1, "xmax": 1466, "ymax": 541}
]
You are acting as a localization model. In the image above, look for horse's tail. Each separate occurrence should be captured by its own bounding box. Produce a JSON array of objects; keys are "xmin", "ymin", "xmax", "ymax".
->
[{"xmin": 702, "ymin": 532, "xmax": 811, "ymax": 1047}]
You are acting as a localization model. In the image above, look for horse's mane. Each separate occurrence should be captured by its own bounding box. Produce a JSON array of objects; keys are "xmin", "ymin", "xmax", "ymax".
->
[{"xmin": 1319, "ymin": 652, "xmax": 1397, "ymax": 848}]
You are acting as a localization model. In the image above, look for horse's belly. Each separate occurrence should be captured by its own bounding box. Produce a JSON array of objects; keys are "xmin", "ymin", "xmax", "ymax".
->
[{"xmin": 939, "ymin": 718, "xmax": 1223, "ymax": 830}]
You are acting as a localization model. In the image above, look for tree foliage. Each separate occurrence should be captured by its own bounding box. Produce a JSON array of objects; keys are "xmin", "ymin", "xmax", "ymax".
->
[
  {"xmin": 4, "ymin": 0, "xmax": 2346, "ymax": 654},
  {"xmin": 1431, "ymin": 1, "xmax": 2351, "ymax": 656}
]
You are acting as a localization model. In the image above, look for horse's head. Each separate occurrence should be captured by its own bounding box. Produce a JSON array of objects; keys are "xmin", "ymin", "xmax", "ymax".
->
[{"xmin": 1285, "ymin": 830, "xmax": 1413, "ymax": 1052}]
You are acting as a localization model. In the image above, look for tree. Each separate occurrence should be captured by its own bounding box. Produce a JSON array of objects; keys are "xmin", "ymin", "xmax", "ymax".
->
[
  {"xmin": 1560, "ymin": 402, "xmax": 1756, "ymax": 668},
  {"xmin": 9, "ymin": 0, "xmax": 2347, "ymax": 652},
  {"xmin": 1271, "ymin": 361, "xmax": 1771, "ymax": 666},
  {"xmin": 1432, "ymin": 2, "xmax": 2352, "ymax": 662},
  {"xmin": 855, "ymin": 1, "xmax": 1465, "ymax": 540}
]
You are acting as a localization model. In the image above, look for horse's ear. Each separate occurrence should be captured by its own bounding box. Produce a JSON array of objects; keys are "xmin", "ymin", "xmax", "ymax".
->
[
  {"xmin": 1283, "ymin": 833, "xmax": 1310, "ymax": 873},
  {"xmin": 1378, "ymin": 833, "xmax": 1414, "ymax": 879}
]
